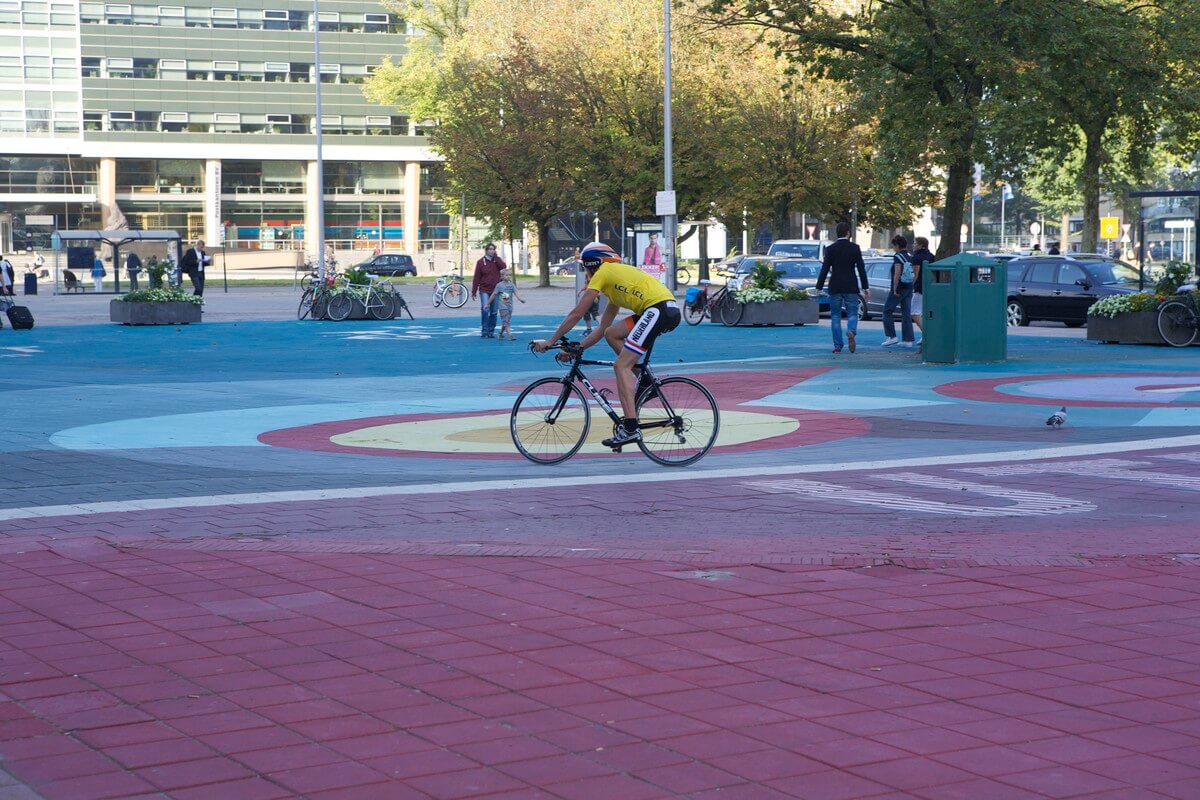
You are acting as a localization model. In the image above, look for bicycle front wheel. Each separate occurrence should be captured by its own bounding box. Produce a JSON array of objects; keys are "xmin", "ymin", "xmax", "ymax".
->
[
  {"xmin": 312, "ymin": 291, "xmax": 330, "ymax": 320},
  {"xmin": 637, "ymin": 377, "xmax": 720, "ymax": 467},
  {"xmin": 327, "ymin": 292, "xmax": 355, "ymax": 321},
  {"xmin": 1157, "ymin": 301, "xmax": 1199, "ymax": 347},
  {"xmin": 718, "ymin": 293, "xmax": 744, "ymax": 326},
  {"xmin": 297, "ymin": 288, "xmax": 314, "ymax": 320},
  {"xmin": 683, "ymin": 295, "xmax": 707, "ymax": 326},
  {"xmin": 369, "ymin": 292, "xmax": 396, "ymax": 320},
  {"xmin": 444, "ymin": 281, "xmax": 469, "ymax": 308},
  {"xmin": 511, "ymin": 378, "xmax": 591, "ymax": 464},
  {"xmin": 432, "ymin": 287, "xmax": 443, "ymax": 307},
  {"xmin": 677, "ymin": 268, "xmax": 691, "ymax": 286}
]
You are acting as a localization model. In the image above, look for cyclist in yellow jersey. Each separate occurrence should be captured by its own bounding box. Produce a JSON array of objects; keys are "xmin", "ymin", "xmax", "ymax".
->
[{"xmin": 534, "ymin": 242, "xmax": 681, "ymax": 448}]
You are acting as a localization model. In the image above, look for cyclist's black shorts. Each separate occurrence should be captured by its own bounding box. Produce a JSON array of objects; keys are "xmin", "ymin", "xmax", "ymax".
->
[{"xmin": 623, "ymin": 300, "xmax": 680, "ymax": 358}]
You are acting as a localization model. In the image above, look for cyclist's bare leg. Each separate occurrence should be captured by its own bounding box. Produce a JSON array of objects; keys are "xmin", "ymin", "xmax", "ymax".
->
[{"xmin": 604, "ymin": 321, "xmax": 639, "ymax": 419}]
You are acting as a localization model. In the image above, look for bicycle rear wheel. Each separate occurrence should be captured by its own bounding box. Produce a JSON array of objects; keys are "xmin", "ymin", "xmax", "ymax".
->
[
  {"xmin": 511, "ymin": 378, "xmax": 591, "ymax": 464},
  {"xmin": 369, "ymin": 292, "xmax": 396, "ymax": 320},
  {"xmin": 683, "ymin": 294, "xmax": 707, "ymax": 326},
  {"xmin": 297, "ymin": 288, "xmax": 314, "ymax": 320},
  {"xmin": 636, "ymin": 376, "xmax": 720, "ymax": 467},
  {"xmin": 432, "ymin": 286, "xmax": 443, "ymax": 307},
  {"xmin": 312, "ymin": 292, "xmax": 330, "ymax": 320},
  {"xmin": 443, "ymin": 281, "xmax": 469, "ymax": 308},
  {"xmin": 327, "ymin": 292, "xmax": 354, "ymax": 321},
  {"xmin": 677, "ymin": 267, "xmax": 691, "ymax": 286},
  {"xmin": 718, "ymin": 293, "xmax": 744, "ymax": 326},
  {"xmin": 1157, "ymin": 301, "xmax": 1199, "ymax": 347}
]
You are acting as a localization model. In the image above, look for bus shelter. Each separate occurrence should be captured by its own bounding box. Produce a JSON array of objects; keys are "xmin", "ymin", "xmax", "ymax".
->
[
  {"xmin": 51, "ymin": 229, "xmax": 183, "ymax": 295},
  {"xmin": 1131, "ymin": 190, "xmax": 1200, "ymax": 288}
]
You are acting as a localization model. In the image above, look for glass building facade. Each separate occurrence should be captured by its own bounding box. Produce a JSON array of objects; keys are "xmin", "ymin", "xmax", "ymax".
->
[{"xmin": 0, "ymin": 0, "xmax": 446, "ymax": 255}]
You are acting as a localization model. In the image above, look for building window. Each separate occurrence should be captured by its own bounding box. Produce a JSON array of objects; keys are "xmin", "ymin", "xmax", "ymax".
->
[
  {"xmin": 210, "ymin": 7, "xmax": 237, "ymax": 28},
  {"xmin": 0, "ymin": 1, "xmax": 19, "ymax": 26},
  {"xmin": 81, "ymin": 57, "xmax": 101, "ymax": 78},
  {"xmin": 0, "ymin": 56, "xmax": 17, "ymax": 79},
  {"xmin": 53, "ymin": 110, "xmax": 79, "ymax": 133},
  {"xmin": 316, "ymin": 10, "xmax": 338, "ymax": 31},
  {"xmin": 265, "ymin": 113, "xmax": 298, "ymax": 133},
  {"xmin": 50, "ymin": 3, "xmax": 74, "ymax": 26},
  {"xmin": 213, "ymin": 112, "xmax": 240, "ymax": 132},
  {"xmin": 105, "ymin": 3, "xmax": 132, "ymax": 23},
  {"xmin": 133, "ymin": 58, "xmax": 157, "ymax": 78},
  {"xmin": 160, "ymin": 112, "xmax": 187, "ymax": 132},
  {"xmin": 213, "ymin": 60, "xmax": 237, "ymax": 80},
  {"xmin": 83, "ymin": 111, "xmax": 102, "ymax": 131},
  {"xmin": 318, "ymin": 63, "xmax": 339, "ymax": 84},
  {"xmin": 363, "ymin": 13, "xmax": 388, "ymax": 33},
  {"xmin": 288, "ymin": 62, "xmax": 308, "ymax": 83},
  {"xmin": 109, "ymin": 111, "xmax": 134, "ymax": 131},
  {"xmin": 264, "ymin": 62, "xmax": 287, "ymax": 82},
  {"xmin": 157, "ymin": 4, "xmax": 183, "ymax": 26},
  {"xmin": 106, "ymin": 57, "xmax": 134, "ymax": 78},
  {"xmin": 262, "ymin": 8, "xmax": 287, "ymax": 30}
]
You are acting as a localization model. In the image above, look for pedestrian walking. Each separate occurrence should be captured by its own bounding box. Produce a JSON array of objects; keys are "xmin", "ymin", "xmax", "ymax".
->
[
  {"xmin": 91, "ymin": 255, "xmax": 106, "ymax": 292},
  {"xmin": 910, "ymin": 236, "xmax": 933, "ymax": 350},
  {"xmin": 0, "ymin": 254, "xmax": 13, "ymax": 296},
  {"xmin": 489, "ymin": 267, "xmax": 524, "ymax": 340},
  {"xmin": 881, "ymin": 235, "xmax": 915, "ymax": 348},
  {"xmin": 815, "ymin": 221, "xmax": 870, "ymax": 354},
  {"xmin": 471, "ymin": 242, "xmax": 505, "ymax": 338},
  {"xmin": 126, "ymin": 251, "xmax": 142, "ymax": 291},
  {"xmin": 180, "ymin": 240, "xmax": 210, "ymax": 296}
]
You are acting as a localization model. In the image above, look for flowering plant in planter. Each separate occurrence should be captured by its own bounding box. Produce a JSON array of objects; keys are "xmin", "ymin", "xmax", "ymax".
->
[
  {"xmin": 734, "ymin": 263, "xmax": 812, "ymax": 303},
  {"xmin": 116, "ymin": 288, "xmax": 204, "ymax": 305},
  {"xmin": 1087, "ymin": 292, "xmax": 1163, "ymax": 318}
]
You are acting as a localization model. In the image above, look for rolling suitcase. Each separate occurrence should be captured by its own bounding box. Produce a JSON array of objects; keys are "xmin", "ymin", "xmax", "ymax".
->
[{"xmin": 6, "ymin": 303, "xmax": 34, "ymax": 330}]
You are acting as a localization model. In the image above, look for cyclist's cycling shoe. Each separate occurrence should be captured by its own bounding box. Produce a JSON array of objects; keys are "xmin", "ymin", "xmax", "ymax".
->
[{"xmin": 602, "ymin": 427, "xmax": 642, "ymax": 449}]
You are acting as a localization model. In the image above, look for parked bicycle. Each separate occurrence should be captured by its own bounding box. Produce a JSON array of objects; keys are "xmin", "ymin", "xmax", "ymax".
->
[
  {"xmin": 683, "ymin": 279, "xmax": 744, "ymax": 326},
  {"xmin": 327, "ymin": 275, "xmax": 397, "ymax": 321},
  {"xmin": 1157, "ymin": 289, "xmax": 1199, "ymax": 347},
  {"xmin": 433, "ymin": 272, "xmax": 469, "ymax": 308},
  {"xmin": 298, "ymin": 269, "xmax": 337, "ymax": 320},
  {"xmin": 675, "ymin": 265, "xmax": 692, "ymax": 286},
  {"xmin": 511, "ymin": 338, "xmax": 720, "ymax": 467}
]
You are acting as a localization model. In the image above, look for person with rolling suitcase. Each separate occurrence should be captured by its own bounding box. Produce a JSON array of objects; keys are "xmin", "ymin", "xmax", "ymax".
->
[{"xmin": 2, "ymin": 296, "xmax": 34, "ymax": 329}]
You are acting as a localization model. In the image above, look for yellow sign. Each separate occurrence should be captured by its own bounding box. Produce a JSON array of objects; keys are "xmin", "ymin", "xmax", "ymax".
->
[{"xmin": 1100, "ymin": 216, "xmax": 1120, "ymax": 239}]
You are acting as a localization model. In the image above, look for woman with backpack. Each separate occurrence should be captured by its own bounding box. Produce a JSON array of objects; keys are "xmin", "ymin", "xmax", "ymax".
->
[{"xmin": 881, "ymin": 234, "xmax": 916, "ymax": 348}]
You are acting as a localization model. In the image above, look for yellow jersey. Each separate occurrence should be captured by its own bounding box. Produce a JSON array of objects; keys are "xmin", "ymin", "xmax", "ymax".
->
[{"xmin": 586, "ymin": 263, "xmax": 674, "ymax": 315}]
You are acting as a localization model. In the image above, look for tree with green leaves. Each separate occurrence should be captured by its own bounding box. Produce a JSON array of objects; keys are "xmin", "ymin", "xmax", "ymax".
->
[{"xmin": 701, "ymin": 0, "xmax": 1018, "ymax": 258}]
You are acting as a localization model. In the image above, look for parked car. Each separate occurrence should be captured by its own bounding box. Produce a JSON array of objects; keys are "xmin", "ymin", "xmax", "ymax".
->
[
  {"xmin": 1006, "ymin": 256, "xmax": 1142, "ymax": 327},
  {"xmin": 352, "ymin": 253, "xmax": 417, "ymax": 277},
  {"xmin": 771, "ymin": 258, "xmax": 827, "ymax": 311},
  {"xmin": 726, "ymin": 255, "xmax": 780, "ymax": 291},
  {"xmin": 767, "ymin": 239, "xmax": 828, "ymax": 261},
  {"xmin": 713, "ymin": 254, "xmax": 748, "ymax": 278}
]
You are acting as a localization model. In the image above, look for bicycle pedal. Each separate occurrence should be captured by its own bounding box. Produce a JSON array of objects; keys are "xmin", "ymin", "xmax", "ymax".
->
[{"xmin": 610, "ymin": 445, "xmax": 623, "ymax": 453}]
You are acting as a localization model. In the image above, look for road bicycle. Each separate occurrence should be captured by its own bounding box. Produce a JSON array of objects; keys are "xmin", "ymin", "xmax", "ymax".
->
[
  {"xmin": 683, "ymin": 279, "xmax": 744, "ymax": 326},
  {"xmin": 327, "ymin": 275, "xmax": 397, "ymax": 321},
  {"xmin": 511, "ymin": 338, "xmax": 720, "ymax": 467},
  {"xmin": 433, "ymin": 273, "xmax": 469, "ymax": 308},
  {"xmin": 1157, "ymin": 290, "xmax": 1199, "ymax": 347}
]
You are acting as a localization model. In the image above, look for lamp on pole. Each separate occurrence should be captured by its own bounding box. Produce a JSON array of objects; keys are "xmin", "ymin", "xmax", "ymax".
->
[
  {"xmin": 661, "ymin": 0, "xmax": 677, "ymax": 292},
  {"xmin": 312, "ymin": 0, "xmax": 326, "ymax": 282}
]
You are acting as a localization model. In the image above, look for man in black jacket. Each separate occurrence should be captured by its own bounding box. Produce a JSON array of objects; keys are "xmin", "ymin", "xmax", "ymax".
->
[
  {"xmin": 179, "ymin": 240, "xmax": 210, "ymax": 296},
  {"xmin": 816, "ymin": 221, "xmax": 871, "ymax": 353}
]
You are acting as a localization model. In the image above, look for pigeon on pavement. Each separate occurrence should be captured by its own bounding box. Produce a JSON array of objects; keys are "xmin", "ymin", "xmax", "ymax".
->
[{"xmin": 1045, "ymin": 406, "xmax": 1068, "ymax": 428}]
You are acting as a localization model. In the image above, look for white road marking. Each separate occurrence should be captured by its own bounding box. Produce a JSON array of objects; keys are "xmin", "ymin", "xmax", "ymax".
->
[
  {"xmin": 3, "ymin": 435, "xmax": 1200, "ymax": 522},
  {"xmin": 748, "ymin": 474, "xmax": 1095, "ymax": 517}
]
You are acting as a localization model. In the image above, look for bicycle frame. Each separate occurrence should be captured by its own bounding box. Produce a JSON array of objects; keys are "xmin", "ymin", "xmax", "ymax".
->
[{"xmin": 548, "ymin": 356, "xmax": 678, "ymax": 435}]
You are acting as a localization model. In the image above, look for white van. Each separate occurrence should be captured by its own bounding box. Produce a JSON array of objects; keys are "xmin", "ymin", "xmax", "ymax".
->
[{"xmin": 767, "ymin": 239, "xmax": 828, "ymax": 261}]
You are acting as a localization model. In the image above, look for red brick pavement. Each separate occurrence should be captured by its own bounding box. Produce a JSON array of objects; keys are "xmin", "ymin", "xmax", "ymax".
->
[{"xmin": 1, "ymin": 534, "xmax": 1199, "ymax": 799}]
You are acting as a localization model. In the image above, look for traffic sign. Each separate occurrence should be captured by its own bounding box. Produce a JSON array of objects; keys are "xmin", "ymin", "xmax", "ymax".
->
[
  {"xmin": 1029, "ymin": 221, "xmax": 1041, "ymax": 236},
  {"xmin": 655, "ymin": 191, "xmax": 676, "ymax": 217},
  {"xmin": 1100, "ymin": 216, "xmax": 1120, "ymax": 239}
]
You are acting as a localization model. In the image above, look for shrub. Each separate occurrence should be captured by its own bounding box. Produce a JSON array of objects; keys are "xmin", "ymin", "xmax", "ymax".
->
[
  {"xmin": 117, "ymin": 288, "xmax": 203, "ymax": 305},
  {"xmin": 1087, "ymin": 292, "xmax": 1162, "ymax": 318},
  {"xmin": 734, "ymin": 263, "xmax": 811, "ymax": 304}
]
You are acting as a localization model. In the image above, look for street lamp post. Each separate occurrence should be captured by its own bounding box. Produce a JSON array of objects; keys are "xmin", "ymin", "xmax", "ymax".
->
[
  {"xmin": 313, "ymin": 0, "xmax": 326, "ymax": 282},
  {"xmin": 662, "ymin": 0, "xmax": 676, "ymax": 292}
]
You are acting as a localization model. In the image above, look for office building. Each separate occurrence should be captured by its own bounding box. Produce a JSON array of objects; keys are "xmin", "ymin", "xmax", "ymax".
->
[{"xmin": 0, "ymin": 0, "xmax": 448, "ymax": 257}]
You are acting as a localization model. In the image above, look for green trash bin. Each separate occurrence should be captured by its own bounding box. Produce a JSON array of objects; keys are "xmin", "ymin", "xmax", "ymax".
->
[{"xmin": 922, "ymin": 253, "xmax": 1007, "ymax": 363}]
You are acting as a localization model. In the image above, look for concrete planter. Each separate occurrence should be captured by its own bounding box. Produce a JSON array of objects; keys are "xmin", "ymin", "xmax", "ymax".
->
[
  {"xmin": 110, "ymin": 299, "xmax": 202, "ymax": 325},
  {"xmin": 311, "ymin": 295, "xmax": 411, "ymax": 320},
  {"xmin": 1086, "ymin": 312, "xmax": 1163, "ymax": 345},
  {"xmin": 712, "ymin": 299, "xmax": 819, "ymax": 326}
]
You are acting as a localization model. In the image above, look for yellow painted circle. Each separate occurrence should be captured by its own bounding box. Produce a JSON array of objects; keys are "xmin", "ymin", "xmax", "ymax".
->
[{"xmin": 331, "ymin": 409, "xmax": 799, "ymax": 455}]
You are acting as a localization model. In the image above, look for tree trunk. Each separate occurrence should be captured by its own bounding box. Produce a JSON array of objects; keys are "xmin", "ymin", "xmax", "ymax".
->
[
  {"xmin": 935, "ymin": 151, "xmax": 972, "ymax": 260},
  {"xmin": 1079, "ymin": 125, "xmax": 1104, "ymax": 255},
  {"xmin": 537, "ymin": 220, "xmax": 551, "ymax": 287},
  {"xmin": 1060, "ymin": 210, "xmax": 1071, "ymax": 253},
  {"xmin": 772, "ymin": 193, "xmax": 792, "ymax": 240},
  {"xmin": 698, "ymin": 224, "xmax": 709, "ymax": 282}
]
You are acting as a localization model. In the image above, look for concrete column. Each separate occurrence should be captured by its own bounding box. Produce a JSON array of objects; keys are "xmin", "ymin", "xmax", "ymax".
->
[
  {"xmin": 98, "ymin": 157, "xmax": 117, "ymax": 227},
  {"xmin": 204, "ymin": 159, "xmax": 221, "ymax": 245},
  {"xmin": 305, "ymin": 160, "xmax": 321, "ymax": 256},
  {"xmin": 403, "ymin": 161, "xmax": 421, "ymax": 258}
]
